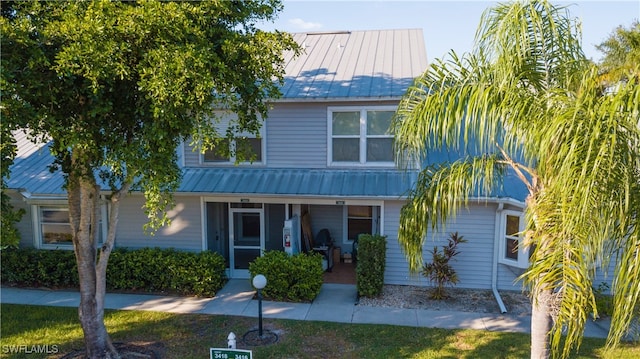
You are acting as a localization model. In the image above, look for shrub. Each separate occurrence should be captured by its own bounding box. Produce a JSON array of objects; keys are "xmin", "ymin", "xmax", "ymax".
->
[
  {"xmin": 0, "ymin": 248, "xmax": 78, "ymax": 287},
  {"xmin": 1, "ymin": 247, "xmax": 226, "ymax": 297},
  {"xmin": 356, "ymin": 234, "xmax": 386, "ymax": 298},
  {"xmin": 592, "ymin": 282, "xmax": 614, "ymax": 318},
  {"xmin": 248, "ymin": 250, "xmax": 323, "ymax": 302},
  {"xmin": 106, "ymin": 248, "xmax": 227, "ymax": 296},
  {"xmin": 422, "ymin": 232, "xmax": 467, "ymax": 300}
]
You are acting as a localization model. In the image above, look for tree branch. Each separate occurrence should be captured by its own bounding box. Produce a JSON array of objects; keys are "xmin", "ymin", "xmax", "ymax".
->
[{"xmin": 495, "ymin": 143, "xmax": 538, "ymax": 194}]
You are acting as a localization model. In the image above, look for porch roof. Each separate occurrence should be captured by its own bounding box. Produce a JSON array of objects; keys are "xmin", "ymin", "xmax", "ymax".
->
[{"xmin": 178, "ymin": 167, "xmax": 417, "ymax": 199}]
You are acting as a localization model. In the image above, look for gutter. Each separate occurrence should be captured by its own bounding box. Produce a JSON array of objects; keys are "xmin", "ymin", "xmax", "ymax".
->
[
  {"xmin": 268, "ymin": 96, "xmax": 404, "ymax": 103},
  {"xmin": 19, "ymin": 190, "xmax": 67, "ymax": 201},
  {"xmin": 492, "ymin": 202, "xmax": 508, "ymax": 313}
]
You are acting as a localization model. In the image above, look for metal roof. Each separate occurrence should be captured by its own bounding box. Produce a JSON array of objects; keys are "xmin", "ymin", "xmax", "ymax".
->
[
  {"xmin": 279, "ymin": 29, "xmax": 428, "ymax": 100},
  {"xmin": 8, "ymin": 135, "xmax": 526, "ymax": 202},
  {"xmin": 178, "ymin": 167, "xmax": 417, "ymax": 199},
  {"xmin": 7, "ymin": 131, "xmax": 66, "ymax": 195}
]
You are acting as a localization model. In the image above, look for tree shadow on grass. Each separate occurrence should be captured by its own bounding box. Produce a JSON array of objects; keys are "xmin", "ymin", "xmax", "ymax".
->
[{"xmin": 2, "ymin": 304, "xmax": 635, "ymax": 359}]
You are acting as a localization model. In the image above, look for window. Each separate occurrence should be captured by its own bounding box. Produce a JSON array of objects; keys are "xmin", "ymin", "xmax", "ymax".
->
[
  {"xmin": 329, "ymin": 106, "xmax": 395, "ymax": 166},
  {"xmin": 39, "ymin": 207, "xmax": 73, "ymax": 247},
  {"xmin": 347, "ymin": 206, "xmax": 373, "ymax": 240},
  {"xmin": 201, "ymin": 112, "xmax": 265, "ymax": 165},
  {"xmin": 33, "ymin": 205, "xmax": 106, "ymax": 249},
  {"xmin": 203, "ymin": 139, "xmax": 231, "ymax": 162},
  {"xmin": 203, "ymin": 137, "xmax": 263, "ymax": 164},
  {"xmin": 498, "ymin": 210, "xmax": 529, "ymax": 268}
]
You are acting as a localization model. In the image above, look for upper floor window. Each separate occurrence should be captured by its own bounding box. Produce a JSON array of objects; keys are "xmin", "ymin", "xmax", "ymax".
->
[
  {"xmin": 328, "ymin": 106, "xmax": 395, "ymax": 166},
  {"xmin": 203, "ymin": 136, "xmax": 263, "ymax": 164},
  {"xmin": 498, "ymin": 210, "xmax": 529, "ymax": 268},
  {"xmin": 201, "ymin": 111, "xmax": 265, "ymax": 165}
]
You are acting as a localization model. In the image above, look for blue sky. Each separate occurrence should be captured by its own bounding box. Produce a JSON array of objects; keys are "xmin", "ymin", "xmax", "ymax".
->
[{"xmin": 258, "ymin": 0, "xmax": 639, "ymax": 63}]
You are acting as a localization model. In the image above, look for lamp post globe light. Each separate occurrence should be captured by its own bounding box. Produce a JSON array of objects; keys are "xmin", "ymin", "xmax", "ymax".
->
[
  {"xmin": 252, "ymin": 274, "xmax": 267, "ymax": 337},
  {"xmin": 252, "ymin": 274, "xmax": 267, "ymax": 290}
]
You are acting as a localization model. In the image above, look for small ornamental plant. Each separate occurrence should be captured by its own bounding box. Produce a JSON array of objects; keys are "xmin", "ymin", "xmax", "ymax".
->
[{"xmin": 422, "ymin": 232, "xmax": 467, "ymax": 300}]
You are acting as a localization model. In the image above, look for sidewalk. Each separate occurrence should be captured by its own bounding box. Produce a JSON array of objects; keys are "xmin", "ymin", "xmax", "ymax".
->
[{"xmin": 0, "ymin": 280, "xmax": 611, "ymax": 338}]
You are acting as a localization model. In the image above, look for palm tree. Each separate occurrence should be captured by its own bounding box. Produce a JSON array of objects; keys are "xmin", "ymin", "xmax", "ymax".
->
[
  {"xmin": 392, "ymin": 1, "xmax": 640, "ymax": 358},
  {"xmin": 596, "ymin": 21, "xmax": 640, "ymax": 85}
]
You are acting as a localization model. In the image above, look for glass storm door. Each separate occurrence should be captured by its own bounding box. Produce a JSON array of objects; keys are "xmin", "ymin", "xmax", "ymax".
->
[{"xmin": 229, "ymin": 208, "xmax": 264, "ymax": 278}]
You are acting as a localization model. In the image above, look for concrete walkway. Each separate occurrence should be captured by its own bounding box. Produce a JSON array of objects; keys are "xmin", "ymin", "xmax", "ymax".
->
[{"xmin": 1, "ymin": 280, "xmax": 611, "ymax": 338}]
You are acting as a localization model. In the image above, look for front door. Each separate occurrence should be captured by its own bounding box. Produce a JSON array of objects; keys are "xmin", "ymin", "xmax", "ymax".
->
[{"xmin": 229, "ymin": 207, "xmax": 264, "ymax": 278}]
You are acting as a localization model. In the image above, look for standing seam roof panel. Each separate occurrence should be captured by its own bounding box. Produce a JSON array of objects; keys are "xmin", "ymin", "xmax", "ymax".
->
[
  {"xmin": 281, "ymin": 33, "xmax": 311, "ymax": 98},
  {"xmin": 300, "ymin": 33, "xmax": 333, "ymax": 97},
  {"xmin": 334, "ymin": 31, "xmax": 365, "ymax": 98},
  {"xmin": 281, "ymin": 29, "xmax": 427, "ymax": 100},
  {"xmin": 355, "ymin": 31, "xmax": 375, "ymax": 97},
  {"xmin": 314, "ymin": 33, "xmax": 349, "ymax": 97},
  {"xmin": 370, "ymin": 30, "xmax": 389, "ymax": 96},
  {"xmin": 352, "ymin": 30, "xmax": 377, "ymax": 98},
  {"xmin": 400, "ymin": 29, "xmax": 413, "ymax": 94},
  {"xmin": 408, "ymin": 29, "xmax": 428, "ymax": 77}
]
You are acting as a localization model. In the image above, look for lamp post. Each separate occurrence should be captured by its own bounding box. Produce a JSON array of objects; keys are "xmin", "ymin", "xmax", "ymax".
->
[
  {"xmin": 252, "ymin": 274, "xmax": 267, "ymax": 338},
  {"xmin": 243, "ymin": 274, "xmax": 277, "ymax": 345}
]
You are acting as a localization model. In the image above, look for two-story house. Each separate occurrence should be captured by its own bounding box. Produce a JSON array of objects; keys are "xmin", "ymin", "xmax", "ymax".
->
[{"xmin": 8, "ymin": 29, "xmax": 550, "ymax": 297}]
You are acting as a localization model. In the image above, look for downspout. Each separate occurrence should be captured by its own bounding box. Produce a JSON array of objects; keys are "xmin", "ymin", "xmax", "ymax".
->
[{"xmin": 492, "ymin": 202, "xmax": 508, "ymax": 313}]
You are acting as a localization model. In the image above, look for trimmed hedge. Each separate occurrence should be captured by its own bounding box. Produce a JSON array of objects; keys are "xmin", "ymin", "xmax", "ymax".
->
[
  {"xmin": 1, "ymin": 247, "xmax": 227, "ymax": 297},
  {"xmin": 248, "ymin": 250, "xmax": 324, "ymax": 302},
  {"xmin": 0, "ymin": 248, "xmax": 79, "ymax": 287},
  {"xmin": 356, "ymin": 233, "xmax": 387, "ymax": 298}
]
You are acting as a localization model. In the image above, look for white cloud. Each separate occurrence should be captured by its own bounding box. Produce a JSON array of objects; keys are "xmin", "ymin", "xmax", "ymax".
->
[{"xmin": 288, "ymin": 18, "xmax": 323, "ymax": 30}]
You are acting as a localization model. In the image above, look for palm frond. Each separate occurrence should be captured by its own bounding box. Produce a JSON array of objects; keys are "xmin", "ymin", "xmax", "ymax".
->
[
  {"xmin": 393, "ymin": 53, "xmax": 510, "ymax": 168},
  {"xmin": 523, "ymin": 68, "xmax": 640, "ymax": 357},
  {"xmin": 396, "ymin": 1, "xmax": 640, "ymax": 357},
  {"xmin": 398, "ymin": 155, "xmax": 506, "ymax": 272}
]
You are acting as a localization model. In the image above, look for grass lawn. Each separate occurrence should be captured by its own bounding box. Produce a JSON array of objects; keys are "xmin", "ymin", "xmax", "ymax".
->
[{"xmin": 1, "ymin": 304, "xmax": 638, "ymax": 358}]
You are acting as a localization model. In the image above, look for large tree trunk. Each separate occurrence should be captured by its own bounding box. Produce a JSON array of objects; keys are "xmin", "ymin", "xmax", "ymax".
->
[
  {"xmin": 68, "ymin": 152, "xmax": 120, "ymax": 359},
  {"xmin": 530, "ymin": 284, "xmax": 554, "ymax": 358},
  {"xmin": 524, "ymin": 187, "xmax": 554, "ymax": 359}
]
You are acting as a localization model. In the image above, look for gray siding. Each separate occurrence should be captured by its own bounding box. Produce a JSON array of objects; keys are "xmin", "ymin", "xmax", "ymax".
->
[
  {"xmin": 384, "ymin": 200, "xmax": 424, "ymax": 285},
  {"xmin": 183, "ymin": 142, "xmax": 201, "ymax": 167},
  {"xmin": 8, "ymin": 191, "xmax": 36, "ymax": 248},
  {"xmin": 497, "ymin": 265, "xmax": 526, "ymax": 291},
  {"xmin": 266, "ymin": 103, "xmax": 327, "ymax": 168},
  {"xmin": 182, "ymin": 101, "xmax": 400, "ymax": 170},
  {"xmin": 384, "ymin": 201, "xmax": 523, "ymax": 291},
  {"xmin": 449, "ymin": 204, "xmax": 497, "ymax": 290},
  {"xmin": 183, "ymin": 103, "xmax": 328, "ymax": 168},
  {"xmin": 593, "ymin": 261, "xmax": 616, "ymax": 294},
  {"xmin": 114, "ymin": 195, "xmax": 203, "ymax": 251}
]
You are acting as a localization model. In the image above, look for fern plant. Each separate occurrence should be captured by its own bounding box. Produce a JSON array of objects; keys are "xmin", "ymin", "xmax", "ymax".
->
[{"xmin": 422, "ymin": 232, "xmax": 467, "ymax": 299}]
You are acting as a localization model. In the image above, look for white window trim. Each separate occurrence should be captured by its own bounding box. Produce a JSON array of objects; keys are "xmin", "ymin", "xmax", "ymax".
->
[
  {"xmin": 32, "ymin": 204, "xmax": 108, "ymax": 250},
  {"xmin": 497, "ymin": 210, "xmax": 529, "ymax": 268},
  {"xmin": 327, "ymin": 105, "xmax": 396, "ymax": 168}
]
